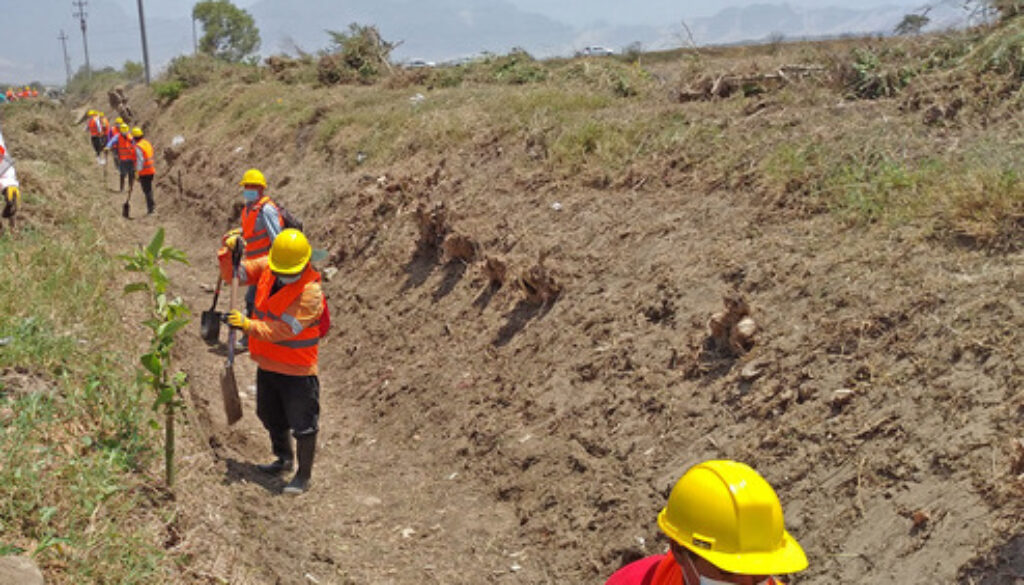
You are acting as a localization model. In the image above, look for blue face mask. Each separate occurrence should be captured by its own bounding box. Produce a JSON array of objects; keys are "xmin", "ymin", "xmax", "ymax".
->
[{"xmin": 242, "ymin": 189, "xmax": 260, "ymax": 203}]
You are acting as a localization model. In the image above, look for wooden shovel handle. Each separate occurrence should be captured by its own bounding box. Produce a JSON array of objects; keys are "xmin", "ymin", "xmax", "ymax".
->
[{"xmin": 225, "ymin": 241, "xmax": 245, "ymax": 364}]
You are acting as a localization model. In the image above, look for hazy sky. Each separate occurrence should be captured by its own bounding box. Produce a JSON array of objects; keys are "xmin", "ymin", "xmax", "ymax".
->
[
  {"xmin": 128, "ymin": 0, "xmax": 925, "ymax": 22},
  {"xmin": 4, "ymin": 0, "xmax": 937, "ymax": 85}
]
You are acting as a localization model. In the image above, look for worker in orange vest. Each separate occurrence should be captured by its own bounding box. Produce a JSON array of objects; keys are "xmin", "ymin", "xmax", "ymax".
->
[
  {"xmin": 85, "ymin": 109, "xmax": 107, "ymax": 164},
  {"xmin": 219, "ymin": 228, "xmax": 325, "ymax": 495},
  {"xmin": 104, "ymin": 123, "xmax": 136, "ymax": 194},
  {"xmin": 132, "ymin": 127, "xmax": 156, "ymax": 214},
  {"xmin": 4, "ymin": 89, "xmax": 13, "ymax": 102},
  {"xmin": 231, "ymin": 168, "xmax": 285, "ymax": 350},
  {"xmin": 605, "ymin": 460, "xmax": 807, "ymax": 585}
]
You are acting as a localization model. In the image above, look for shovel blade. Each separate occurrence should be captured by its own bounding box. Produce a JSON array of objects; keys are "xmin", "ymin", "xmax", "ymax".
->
[
  {"xmin": 220, "ymin": 365, "xmax": 243, "ymax": 425},
  {"xmin": 200, "ymin": 310, "xmax": 222, "ymax": 343}
]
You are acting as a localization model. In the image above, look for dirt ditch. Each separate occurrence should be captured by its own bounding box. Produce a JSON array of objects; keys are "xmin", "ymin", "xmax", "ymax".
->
[{"xmin": 20, "ymin": 75, "xmax": 1022, "ymax": 584}]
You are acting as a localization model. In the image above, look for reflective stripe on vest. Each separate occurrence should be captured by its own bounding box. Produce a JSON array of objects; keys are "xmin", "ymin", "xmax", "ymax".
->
[
  {"xmin": 88, "ymin": 116, "xmax": 103, "ymax": 136},
  {"xmin": 248, "ymin": 267, "xmax": 322, "ymax": 367},
  {"xmin": 116, "ymin": 134, "xmax": 135, "ymax": 161},
  {"xmin": 241, "ymin": 196, "xmax": 283, "ymax": 259},
  {"xmin": 136, "ymin": 139, "xmax": 155, "ymax": 176}
]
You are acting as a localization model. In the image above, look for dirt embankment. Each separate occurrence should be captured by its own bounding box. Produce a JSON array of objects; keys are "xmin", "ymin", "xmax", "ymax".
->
[{"xmin": 58, "ymin": 61, "xmax": 1024, "ymax": 585}]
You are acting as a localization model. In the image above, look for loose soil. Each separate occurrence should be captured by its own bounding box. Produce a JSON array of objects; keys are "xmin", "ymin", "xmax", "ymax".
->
[{"xmin": 9, "ymin": 65, "xmax": 1023, "ymax": 584}]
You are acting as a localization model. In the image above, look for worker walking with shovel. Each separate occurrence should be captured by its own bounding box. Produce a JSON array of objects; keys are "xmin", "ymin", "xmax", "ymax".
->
[
  {"xmin": 218, "ymin": 228, "xmax": 325, "ymax": 495},
  {"xmin": 104, "ymin": 123, "xmax": 136, "ymax": 216}
]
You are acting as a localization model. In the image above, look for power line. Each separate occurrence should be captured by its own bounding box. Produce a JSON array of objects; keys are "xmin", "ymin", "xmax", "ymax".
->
[
  {"xmin": 72, "ymin": 0, "xmax": 91, "ymax": 78},
  {"xmin": 58, "ymin": 30, "xmax": 73, "ymax": 85}
]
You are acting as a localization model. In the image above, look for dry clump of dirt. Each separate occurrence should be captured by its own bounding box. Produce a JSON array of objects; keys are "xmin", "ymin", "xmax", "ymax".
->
[
  {"xmin": 441, "ymin": 233, "xmax": 478, "ymax": 263},
  {"xmin": 481, "ymin": 255, "xmax": 508, "ymax": 288},
  {"xmin": 706, "ymin": 293, "xmax": 757, "ymax": 356},
  {"xmin": 517, "ymin": 254, "xmax": 562, "ymax": 305},
  {"xmin": 413, "ymin": 201, "xmax": 450, "ymax": 251}
]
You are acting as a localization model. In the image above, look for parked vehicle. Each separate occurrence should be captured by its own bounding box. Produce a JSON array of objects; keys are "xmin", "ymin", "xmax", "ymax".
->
[
  {"xmin": 407, "ymin": 59, "xmax": 436, "ymax": 69},
  {"xmin": 580, "ymin": 46, "xmax": 615, "ymax": 57}
]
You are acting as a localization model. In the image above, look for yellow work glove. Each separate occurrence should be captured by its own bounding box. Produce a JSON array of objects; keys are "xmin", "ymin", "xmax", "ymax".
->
[
  {"xmin": 5, "ymin": 186, "xmax": 18, "ymax": 205},
  {"xmin": 222, "ymin": 228, "xmax": 243, "ymax": 250},
  {"xmin": 225, "ymin": 310, "xmax": 251, "ymax": 332}
]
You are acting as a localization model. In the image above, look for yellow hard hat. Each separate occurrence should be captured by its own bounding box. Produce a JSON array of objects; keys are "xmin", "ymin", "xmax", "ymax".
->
[
  {"xmin": 119, "ymin": 123, "xmax": 129, "ymax": 133},
  {"xmin": 131, "ymin": 127, "xmax": 143, "ymax": 138},
  {"xmin": 657, "ymin": 460, "xmax": 807, "ymax": 576},
  {"xmin": 239, "ymin": 168, "xmax": 267, "ymax": 188},
  {"xmin": 87, "ymin": 109, "xmax": 97, "ymax": 116},
  {"xmin": 115, "ymin": 117, "xmax": 123, "ymax": 125},
  {"xmin": 268, "ymin": 229, "xmax": 311, "ymax": 275}
]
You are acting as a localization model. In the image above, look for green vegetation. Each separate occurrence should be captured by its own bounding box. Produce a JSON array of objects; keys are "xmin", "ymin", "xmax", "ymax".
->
[
  {"xmin": 120, "ymin": 228, "xmax": 190, "ymax": 487},
  {"xmin": 320, "ymin": 24, "xmax": 396, "ymax": 84},
  {"xmin": 193, "ymin": 0, "xmax": 261, "ymax": 63},
  {"xmin": 0, "ymin": 107, "xmax": 168, "ymax": 581},
  {"xmin": 151, "ymin": 80, "xmax": 184, "ymax": 104}
]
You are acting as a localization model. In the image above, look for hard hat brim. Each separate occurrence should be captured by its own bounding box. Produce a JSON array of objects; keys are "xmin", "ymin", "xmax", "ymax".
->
[
  {"xmin": 659, "ymin": 509, "xmax": 808, "ymax": 575},
  {"xmin": 268, "ymin": 248, "xmax": 311, "ymax": 275}
]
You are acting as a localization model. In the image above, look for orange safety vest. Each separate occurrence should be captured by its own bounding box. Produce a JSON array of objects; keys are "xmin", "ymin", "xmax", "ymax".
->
[
  {"xmin": 136, "ymin": 139, "xmax": 155, "ymax": 176},
  {"xmin": 87, "ymin": 116, "xmax": 104, "ymax": 137},
  {"xmin": 241, "ymin": 196, "xmax": 284, "ymax": 259},
  {"xmin": 249, "ymin": 267, "xmax": 322, "ymax": 368},
  {"xmin": 115, "ymin": 133, "xmax": 136, "ymax": 162}
]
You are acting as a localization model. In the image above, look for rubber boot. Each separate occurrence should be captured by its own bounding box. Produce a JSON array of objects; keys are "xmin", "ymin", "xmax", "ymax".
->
[
  {"xmin": 257, "ymin": 430, "xmax": 293, "ymax": 474},
  {"xmin": 283, "ymin": 433, "xmax": 316, "ymax": 495}
]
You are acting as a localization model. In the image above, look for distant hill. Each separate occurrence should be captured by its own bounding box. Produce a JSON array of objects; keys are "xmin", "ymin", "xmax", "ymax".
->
[{"xmin": 247, "ymin": 0, "xmax": 573, "ymax": 61}]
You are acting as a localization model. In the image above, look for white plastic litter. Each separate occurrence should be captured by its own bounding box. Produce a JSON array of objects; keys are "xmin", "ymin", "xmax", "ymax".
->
[
  {"xmin": 409, "ymin": 93, "xmax": 426, "ymax": 105},
  {"xmin": 551, "ymin": 202, "xmax": 563, "ymax": 211},
  {"xmin": 171, "ymin": 135, "xmax": 185, "ymax": 147}
]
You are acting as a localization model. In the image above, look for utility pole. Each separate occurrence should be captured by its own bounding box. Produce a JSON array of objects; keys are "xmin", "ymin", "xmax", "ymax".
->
[
  {"xmin": 192, "ymin": 3, "xmax": 198, "ymax": 55},
  {"xmin": 58, "ymin": 30, "xmax": 73, "ymax": 85},
  {"xmin": 136, "ymin": 0, "xmax": 151, "ymax": 84},
  {"xmin": 72, "ymin": 0, "xmax": 91, "ymax": 79}
]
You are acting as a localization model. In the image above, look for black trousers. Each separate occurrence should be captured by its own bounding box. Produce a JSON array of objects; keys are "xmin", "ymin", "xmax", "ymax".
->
[
  {"xmin": 90, "ymin": 136, "xmax": 104, "ymax": 155},
  {"xmin": 118, "ymin": 160, "xmax": 135, "ymax": 191},
  {"xmin": 256, "ymin": 368, "xmax": 320, "ymax": 437},
  {"xmin": 139, "ymin": 174, "xmax": 154, "ymax": 212}
]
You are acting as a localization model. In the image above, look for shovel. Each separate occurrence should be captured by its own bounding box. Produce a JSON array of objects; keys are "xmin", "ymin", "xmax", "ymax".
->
[
  {"xmin": 220, "ymin": 243, "xmax": 244, "ymax": 425},
  {"xmin": 199, "ymin": 275, "xmax": 222, "ymax": 344},
  {"xmin": 122, "ymin": 179, "xmax": 132, "ymax": 218}
]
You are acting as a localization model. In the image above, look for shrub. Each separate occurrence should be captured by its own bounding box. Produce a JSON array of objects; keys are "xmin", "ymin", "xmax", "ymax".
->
[
  {"xmin": 151, "ymin": 80, "xmax": 184, "ymax": 103},
  {"xmin": 489, "ymin": 49, "xmax": 549, "ymax": 85},
  {"xmin": 165, "ymin": 54, "xmax": 222, "ymax": 88},
  {"xmin": 840, "ymin": 47, "xmax": 917, "ymax": 99},
  {"xmin": 320, "ymin": 23, "xmax": 395, "ymax": 85}
]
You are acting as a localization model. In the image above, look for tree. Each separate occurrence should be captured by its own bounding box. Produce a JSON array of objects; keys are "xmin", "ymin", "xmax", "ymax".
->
[
  {"xmin": 193, "ymin": 0, "xmax": 260, "ymax": 62},
  {"xmin": 894, "ymin": 13, "xmax": 930, "ymax": 35},
  {"xmin": 122, "ymin": 60, "xmax": 144, "ymax": 82}
]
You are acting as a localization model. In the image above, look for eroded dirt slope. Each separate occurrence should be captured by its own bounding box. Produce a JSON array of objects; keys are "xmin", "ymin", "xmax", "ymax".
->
[{"xmin": 56, "ymin": 72, "xmax": 1024, "ymax": 585}]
